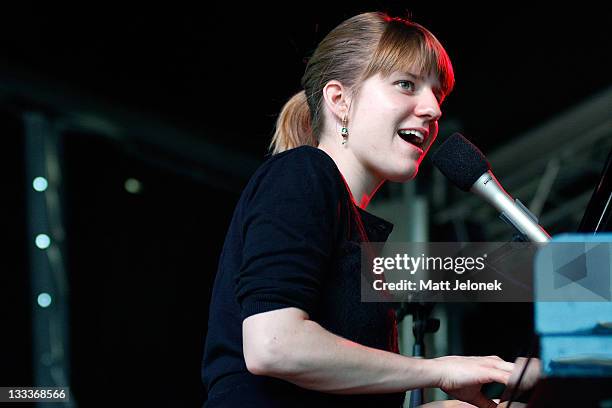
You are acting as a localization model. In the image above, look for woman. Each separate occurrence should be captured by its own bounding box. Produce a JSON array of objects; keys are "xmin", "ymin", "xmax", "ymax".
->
[{"xmin": 202, "ymin": 11, "xmax": 515, "ymax": 408}]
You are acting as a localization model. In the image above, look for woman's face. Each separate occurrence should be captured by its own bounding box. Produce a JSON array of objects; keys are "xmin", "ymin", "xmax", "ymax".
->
[{"xmin": 347, "ymin": 70, "xmax": 443, "ymax": 183}]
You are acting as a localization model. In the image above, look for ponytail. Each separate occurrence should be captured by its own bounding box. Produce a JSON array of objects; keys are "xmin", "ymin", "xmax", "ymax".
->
[{"xmin": 268, "ymin": 90, "xmax": 317, "ymax": 155}]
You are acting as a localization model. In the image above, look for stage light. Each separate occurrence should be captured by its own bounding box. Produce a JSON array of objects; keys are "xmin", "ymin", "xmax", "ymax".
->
[
  {"xmin": 35, "ymin": 234, "xmax": 51, "ymax": 249},
  {"xmin": 37, "ymin": 293, "xmax": 52, "ymax": 308},
  {"xmin": 33, "ymin": 177, "xmax": 49, "ymax": 192},
  {"xmin": 124, "ymin": 178, "xmax": 143, "ymax": 194}
]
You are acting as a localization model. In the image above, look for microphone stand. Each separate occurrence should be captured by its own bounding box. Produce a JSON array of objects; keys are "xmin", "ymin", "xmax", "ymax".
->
[
  {"xmin": 396, "ymin": 302, "xmax": 440, "ymax": 408},
  {"xmin": 395, "ymin": 233, "xmax": 529, "ymax": 407}
]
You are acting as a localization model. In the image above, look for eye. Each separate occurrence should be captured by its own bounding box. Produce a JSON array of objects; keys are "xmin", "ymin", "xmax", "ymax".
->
[{"xmin": 396, "ymin": 80, "xmax": 416, "ymax": 92}]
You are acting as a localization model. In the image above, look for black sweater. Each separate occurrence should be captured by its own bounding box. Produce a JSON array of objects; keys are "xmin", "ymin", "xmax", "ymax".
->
[{"xmin": 202, "ymin": 146, "xmax": 405, "ymax": 407}]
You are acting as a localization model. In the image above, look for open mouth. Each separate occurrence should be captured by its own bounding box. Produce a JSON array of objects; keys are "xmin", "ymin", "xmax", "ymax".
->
[{"xmin": 397, "ymin": 129, "xmax": 425, "ymax": 150}]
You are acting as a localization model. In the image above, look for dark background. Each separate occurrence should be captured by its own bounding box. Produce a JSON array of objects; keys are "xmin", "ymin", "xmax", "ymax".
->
[
  {"xmin": 2, "ymin": 3, "xmax": 611, "ymax": 154},
  {"xmin": 1, "ymin": 3, "xmax": 610, "ymax": 406}
]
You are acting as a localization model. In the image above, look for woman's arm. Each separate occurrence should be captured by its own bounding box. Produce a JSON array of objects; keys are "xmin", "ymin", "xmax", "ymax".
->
[{"xmin": 243, "ymin": 307, "xmax": 514, "ymax": 407}]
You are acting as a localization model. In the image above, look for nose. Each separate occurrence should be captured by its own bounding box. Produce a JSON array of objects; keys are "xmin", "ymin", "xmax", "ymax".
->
[{"xmin": 414, "ymin": 87, "xmax": 442, "ymax": 122}]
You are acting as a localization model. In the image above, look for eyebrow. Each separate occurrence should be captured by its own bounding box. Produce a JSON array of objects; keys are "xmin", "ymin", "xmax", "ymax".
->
[{"xmin": 402, "ymin": 72, "xmax": 423, "ymax": 80}]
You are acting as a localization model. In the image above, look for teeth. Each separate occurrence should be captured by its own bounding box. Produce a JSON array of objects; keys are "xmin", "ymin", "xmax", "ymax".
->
[{"xmin": 398, "ymin": 129, "xmax": 424, "ymax": 141}]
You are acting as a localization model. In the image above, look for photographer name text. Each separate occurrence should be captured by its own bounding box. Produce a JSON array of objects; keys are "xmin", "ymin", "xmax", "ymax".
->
[{"xmin": 372, "ymin": 279, "xmax": 503, "ymax": 291}]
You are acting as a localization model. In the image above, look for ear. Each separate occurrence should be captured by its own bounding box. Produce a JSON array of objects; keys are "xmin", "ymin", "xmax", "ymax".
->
[{"xmin": 322, "ymin": 80, "xmax": 351, "ymax": 122}]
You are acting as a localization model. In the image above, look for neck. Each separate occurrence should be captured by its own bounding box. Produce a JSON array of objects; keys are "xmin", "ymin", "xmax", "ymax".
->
[{"xmin": 316, "ymin": 142, "xmax": 385, "ymax": 210}]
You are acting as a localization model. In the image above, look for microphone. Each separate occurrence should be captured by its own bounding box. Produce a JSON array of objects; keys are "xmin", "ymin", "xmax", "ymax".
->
[{"xmin": 431, "ymin": 132, "xmax": 551, "ymax": 243}]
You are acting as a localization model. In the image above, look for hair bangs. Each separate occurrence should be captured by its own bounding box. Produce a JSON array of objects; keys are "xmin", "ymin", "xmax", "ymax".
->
[{"xmin": 363, "ymin": 18, "xmax": 455, "ymax": 103}]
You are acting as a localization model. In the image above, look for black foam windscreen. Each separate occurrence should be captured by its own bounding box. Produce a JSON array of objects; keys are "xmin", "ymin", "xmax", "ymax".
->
[{"xmin": 430, "ymin": 132, "xmax": 491, "ymax": 191}]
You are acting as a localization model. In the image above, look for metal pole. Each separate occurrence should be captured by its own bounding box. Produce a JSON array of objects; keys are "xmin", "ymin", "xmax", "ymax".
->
[{"xmin": 24, "ymin": 112, "xmax": 75, "ymax": 407}]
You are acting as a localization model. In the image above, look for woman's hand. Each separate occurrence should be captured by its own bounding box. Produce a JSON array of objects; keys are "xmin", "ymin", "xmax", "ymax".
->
[
  {"xmin": 429, "ymin": 355, "xmax": 515, "ymax": 408},
  {"xmin": 499, "ymin": 357, "xmax": 541, "ymax": 401}
]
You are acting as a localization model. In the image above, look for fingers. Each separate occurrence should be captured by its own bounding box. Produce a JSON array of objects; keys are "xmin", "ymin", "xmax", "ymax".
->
[
  {"xmin": 494, "ymin": 361, "xmax": 516, "ymax": 373},
  {"xmin": 482, "ymin": 356, "xmax": 515, "ymax": 374},
  {"xmin": 468, "ymin": 393, "xmax": 498, "ymax": 408},
  {"xmin": 477, "ymin": 358, "xmax": 514, "ymax": 385},
  {"xmin": 488, "ymin": 368, "xmax": 512, "ymax": 385},
  {"xmin": 486, "ymin": 356, "xmax": 515, "ymax": 370},
  {"xmin": 502, "ymin": 357, "xmax": 541, "ymax": 396}
]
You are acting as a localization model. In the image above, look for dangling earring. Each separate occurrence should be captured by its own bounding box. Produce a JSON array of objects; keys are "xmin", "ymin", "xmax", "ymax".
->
[{"xmin": 341, "ymin": 113, "xmax": 348, "ymax": 145}]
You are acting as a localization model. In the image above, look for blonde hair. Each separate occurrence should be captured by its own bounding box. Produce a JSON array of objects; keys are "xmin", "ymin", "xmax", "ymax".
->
[{"xmin": 268, "ymin": 11, "xmax": 455, "ymax": 155}]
